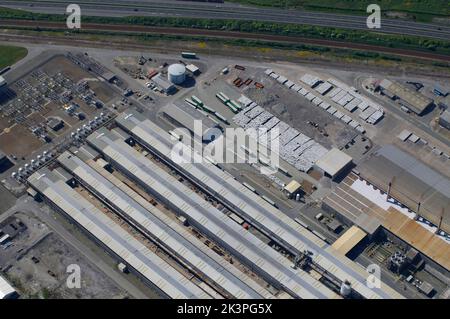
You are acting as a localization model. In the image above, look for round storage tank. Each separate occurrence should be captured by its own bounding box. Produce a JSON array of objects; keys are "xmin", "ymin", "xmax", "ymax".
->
[{"xmin": 168, "ymin": 63, "xmax": 186, "ymax": 84}]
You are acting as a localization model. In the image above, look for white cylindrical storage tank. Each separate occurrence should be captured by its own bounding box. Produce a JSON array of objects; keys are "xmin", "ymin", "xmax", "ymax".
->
[{"xmin": 168, "ymin": 63, "xmax": 186, "ymax": 84}]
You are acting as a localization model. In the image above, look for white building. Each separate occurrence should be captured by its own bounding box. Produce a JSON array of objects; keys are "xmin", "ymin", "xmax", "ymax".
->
[
  {"xmin": 315, "ymin": 148, "xmax": 353, "ymax": 179},
  {"xmin": 0, "ymin": 275, "xmax": 17, "ymax": 299}
]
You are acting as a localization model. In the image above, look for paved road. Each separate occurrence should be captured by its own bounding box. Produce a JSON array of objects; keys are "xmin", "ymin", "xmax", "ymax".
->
[{"xmin": 3, "ymin": 0, "xmax": 450, "ymax": 40}]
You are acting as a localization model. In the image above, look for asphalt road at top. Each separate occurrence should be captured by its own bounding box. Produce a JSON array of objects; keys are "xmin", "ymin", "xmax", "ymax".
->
[{"xmin": 2, "ymin": 0, "xmax": 450, "ymax": 40}]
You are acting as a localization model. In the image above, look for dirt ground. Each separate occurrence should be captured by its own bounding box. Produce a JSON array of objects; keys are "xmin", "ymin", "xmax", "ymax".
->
[
  {"xmin": 4, "ymin": 233, "xmax": 129, "ymax": 299},
  {"xmin": 0, "ymin": 124, "xmax": 44, "ymax": 158},
  {"xmin": 41, "ymin": 56, "xmax": 90, "ymax": 82}
]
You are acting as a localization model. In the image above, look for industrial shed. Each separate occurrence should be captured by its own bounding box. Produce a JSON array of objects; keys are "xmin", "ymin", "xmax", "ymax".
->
[
  {"xmin": 331, "ymin": 226, "xmax": 367, "ymax": 257},
  {"xmin": 28, "ymin": 168, "xmax": 210, "ymax": 299},
  {"xmin": 323, "ymin": 173, "xmax": 450, "ymax": 272},
  {"xmin": 283, "ymin": 180, "xmax": 302, "ymax": 198},
  {"xmin": 0, "ymin": 275, "xmax": 17, "ymax": 299},
  {"xmin": 57, "ymin": 151, "xmax": 269, "ymax": 299},
  {"xmin": 112, "ymin": 110, "xmax": 403, "ymax": 299},
  {"xmin": 87, "ymin": 127, "xmax": 341, "ymax": 299},
  {"xmin": 152, "ymin": 74, "xmax": 176, "ymax": 94},
  {"xmin": 439, "ymin": 110, "xmax": 450, "ymax": 130},
  {"xmin": 379, "ymin": 79, "xmax": 433, "ymax": 115},
  {"xmin": 359, "ymin": 145, "xmax": 450, "ymax": 234},
  {"xmin": 161, "ymin": 103, "xmax": 222, "ymax": 143},
  {"xmin": 315, "ymin": 148, "xmax": 353, "ymax": 179}
]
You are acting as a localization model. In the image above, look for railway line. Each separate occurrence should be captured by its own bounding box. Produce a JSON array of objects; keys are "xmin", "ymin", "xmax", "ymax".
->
[
  {"xmin": 2, "ymin": 0, "xmax": 450, "ymax": 40},
  {"xmin": 1, "ymin": 20, "xmax": 450, "ymax": 63}
]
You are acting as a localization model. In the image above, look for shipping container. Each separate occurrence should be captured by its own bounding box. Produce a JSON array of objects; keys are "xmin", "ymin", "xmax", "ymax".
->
[
  {"xmin": 219, "ymin": 92, "xmax": 230, "ymax": 102},
  {"xmin": 242, "ymin": 182, "xmax": 256, "ymax": 193},
  {"xmin": 226, "ymin": 102, "xmax": 239, "ymax": 113},
  {"xmin": 278, "ymin": 166, "xmax": 291, "ymax": 177},
  {"xmin": 229, "ymin": 213, "xmax": 245, "ymax": 225},
  {"xmin": 229, "ymin": 100, "xmax": 242, "ymax": 111},
  {"xmin": 147, "ymin": 70, "xmax": 159, "ymax": 79},
  {"xmin": 191, "ymin": 95, "xmax": 203, "ymax": 106},
  {"xmin": 181, "ymin": 52, "xmax": 197, "ymax": 59},
  {"xmin": 214, "ymin": 112, "xmax": 230, "ymax": 125},
  {"xmin": 169, "ymin": 130, "xmax": 182, "ymax": 141},
  {"xmin": 201, "ymin": 104, "xmax": 215, "ymax": 114},
  {"xmin": 294, "ymin": 218, "xmax": 309, "ymax": 230},
  {"xmin": 216, "ymin": 93, "xmax": 230, "ymax": 105},
  {"xmin": 185, "ymin": 98, "xmax": 198, "ymax": 108},
  {"xmin": 261, "ymin": 195, "xmax": 277, "ymax": 207}
]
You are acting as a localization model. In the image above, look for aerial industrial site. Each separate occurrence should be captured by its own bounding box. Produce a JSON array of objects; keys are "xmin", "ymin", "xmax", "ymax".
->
[{"xmin": 0, "ymin": 0, "xmax": 449, "ymax": 304}]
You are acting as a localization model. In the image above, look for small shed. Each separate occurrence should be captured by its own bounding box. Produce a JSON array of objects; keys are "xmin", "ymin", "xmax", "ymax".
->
[
  {"xmin": 283, "ymin": 180, "xmax": 302, "ymax": 198},
  {"xmin": 332, "ymin": 226, "xmax": 367, "ymax": 256},
  {"xmin": 315, "ymin": 148, "xmax": 353, "ymax": 179}
]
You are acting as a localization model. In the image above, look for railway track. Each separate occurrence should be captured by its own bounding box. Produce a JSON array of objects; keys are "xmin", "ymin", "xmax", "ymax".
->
[
  {"xmin": 3, "ymin": 0, "xmax": 450, "ymax": 40},
  {"xmin": 1, "ymin": 19, "xmax": 450, "ymax": 63}
]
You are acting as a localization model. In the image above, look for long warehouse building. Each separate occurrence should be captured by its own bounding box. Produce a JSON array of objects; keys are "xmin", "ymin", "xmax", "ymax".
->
[
  {"xmin": 27, "ymin": 168, "xmax": 212, "ymax": 299},
  {"xmin": 115, "ymin": 110, "xmax": 403, "ymax": 299},
  {"xmin": 57, "ymin": 151, "xmax": 273, "ymax": 299},
  {"xmin": 87, "ymin": 127, "xmax": 341, "ymax": 299}
]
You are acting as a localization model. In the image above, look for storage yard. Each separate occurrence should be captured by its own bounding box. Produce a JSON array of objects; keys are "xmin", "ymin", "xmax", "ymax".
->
[{"xmin": 0, "ymin": 47, "xmax": 449, "ymax": 299}]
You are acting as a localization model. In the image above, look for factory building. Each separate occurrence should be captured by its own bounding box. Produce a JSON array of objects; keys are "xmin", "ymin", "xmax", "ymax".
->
[
  {"xmin": 359, "ymin": 145, "xmax": 450, "ymax": 234},
  {"xmin": 152, "ymin": 74, "xmax": 176, "ymax": 94},
  {"xmin": 378, "ymin": 79, "xmax": 433, "ymax": 115},
  {"xmin": 439, "ymin": 110, "xmax": 450, "ymax": 130},
  {"xmin": 87, "ymin": 127, "xmax": 342, "ymax": 299},
  {"xmin": 331, "ymin": 226, "xmax": 367, "ymax": 257},
  {"xmin": 283, "ymin": 180, "xmax": 303, "ymax": 199},
  {"xmin": 323, "ymin": 176, "xmax": 450, "ymax": 273},
  {"xmin": 112, "ymin": 110, "xmax": 403, "ymax": 299},
  {"xmin": 0, "ymin": 275, "xmax": 17, "ymax": 299},
  {"xmin": 315, "ymin": 148, "xmax": 353, "ymax": 180},
  {"xmin": 57, "ymin": 151, "xmax": 273, "ymax": 299},
  {"xmin": 27, "ymin": 168, "xmax": 211, "ymax": 299},
  {"xmin": 160, "ymin": 103, "xmax": 222, "ymax": 143},
  {"xmin": 0, "ymin": 76, "xmax": 7, "ymax": 95}
]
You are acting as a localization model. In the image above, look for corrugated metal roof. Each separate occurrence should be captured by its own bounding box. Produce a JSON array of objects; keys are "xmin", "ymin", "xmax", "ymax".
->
[
  {"xmin": 315, "ymin": 148, "xmax": 352, "ymax": 177},
  {"xmin": 0, "ymin": 275, "xmax": 15, "ymax": 299},
  {"xmin": 57, "ymin": 151, "xmax": 271, "ymax": 299},
  {"xmin": 28, "ymin": 168, "xmax": 210, "ymax": 299},
  {"xmin": 331, "ymin": 226, "xmax": 366, "ymax": 256},
  {"xmin": 360, "ymin": 145, "xmax": 450, "ymax": 233},
  {"xmin": 87, "ymin": 127, "xmax": 340, "ymax": 299},
  {"xmin": 113, "ymin": 110, "xmax": 402, "ymax": 299}
]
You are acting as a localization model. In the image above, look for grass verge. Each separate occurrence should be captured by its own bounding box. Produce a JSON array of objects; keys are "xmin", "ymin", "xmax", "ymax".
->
[{"xmin": 0, "ymin": 44, "xmax": 28, "ymax": 69}]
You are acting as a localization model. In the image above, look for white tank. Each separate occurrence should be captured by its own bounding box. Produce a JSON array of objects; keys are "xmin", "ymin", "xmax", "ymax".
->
[{"xmin": 168, "ymin": 63, "xmax": 186, "ymax": 84}]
